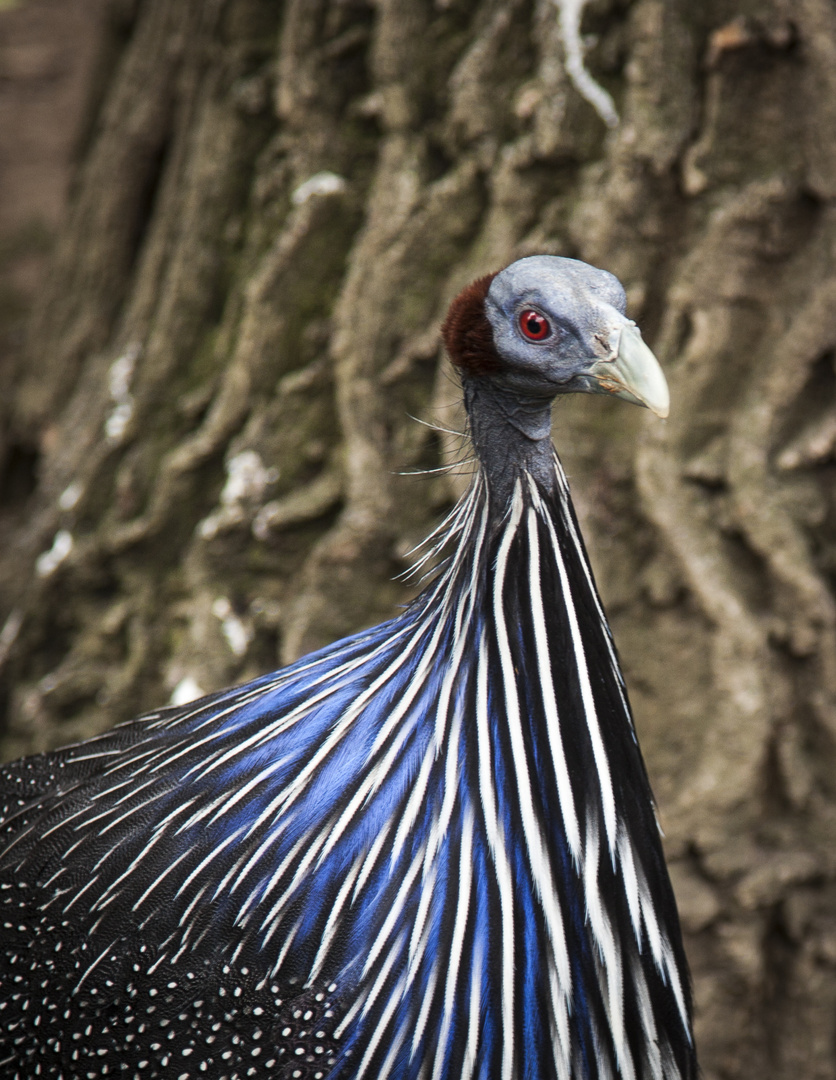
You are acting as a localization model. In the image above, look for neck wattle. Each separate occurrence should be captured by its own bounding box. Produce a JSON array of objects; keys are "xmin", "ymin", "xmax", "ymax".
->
[{"xmin": 463, "ymin": 377, "xmax": 558, "ymax": 514}]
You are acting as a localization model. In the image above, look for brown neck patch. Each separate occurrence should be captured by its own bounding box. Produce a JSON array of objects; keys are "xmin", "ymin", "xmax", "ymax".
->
[{"xmin": 441, "ymin": 271, "xmax": 501, "ymax": 376}]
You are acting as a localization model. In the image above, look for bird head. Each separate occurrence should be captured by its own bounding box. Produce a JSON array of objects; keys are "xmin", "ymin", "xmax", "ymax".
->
[{"xmin": 442, "ymin": 255, "xmax": 669, "ymax": 419}]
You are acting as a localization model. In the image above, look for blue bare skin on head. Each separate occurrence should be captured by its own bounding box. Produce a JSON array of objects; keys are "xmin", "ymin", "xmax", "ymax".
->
[{"xmin": 444, "ymin": 254, "xmax": 668, "ymax": 512}]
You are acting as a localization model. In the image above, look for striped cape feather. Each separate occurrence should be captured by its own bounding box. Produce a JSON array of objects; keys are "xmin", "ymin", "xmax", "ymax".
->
[{"xmin": 0, "ymin": 458, "xmax": 695, "ymax": 1080}]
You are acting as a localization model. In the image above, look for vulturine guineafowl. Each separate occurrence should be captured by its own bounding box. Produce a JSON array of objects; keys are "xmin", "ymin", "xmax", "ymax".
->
[{"xmin": 0, "ymin": 256, "xmax": 696, "ymax": 1080}]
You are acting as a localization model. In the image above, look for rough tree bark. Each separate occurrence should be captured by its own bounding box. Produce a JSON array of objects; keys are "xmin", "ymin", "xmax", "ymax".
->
[{"xmin": 1, "ymin": 1, "xmax": 835, "ymax": 1077}]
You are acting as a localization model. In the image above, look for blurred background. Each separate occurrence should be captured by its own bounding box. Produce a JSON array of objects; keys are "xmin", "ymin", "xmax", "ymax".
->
[{"xmin": 1, "ymin": 0, "xmax": 835, "ymax": 1076}]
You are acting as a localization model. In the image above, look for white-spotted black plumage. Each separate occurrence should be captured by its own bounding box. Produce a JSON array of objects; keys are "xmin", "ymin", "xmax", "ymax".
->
[{"xmin": 0, "ymin": 256, "xmax": 695, "ymax": 1079}]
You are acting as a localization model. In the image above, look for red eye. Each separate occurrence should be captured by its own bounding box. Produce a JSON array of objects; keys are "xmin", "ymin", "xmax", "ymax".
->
[{"xmin": 519, "ymin": 308, "xmax": 551, "ymax": 341}]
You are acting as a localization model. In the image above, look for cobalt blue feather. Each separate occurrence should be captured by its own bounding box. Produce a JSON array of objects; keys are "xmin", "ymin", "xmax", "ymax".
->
[{"xmin": 0, "ymin": 256, "xmax": 696, "ymax": 1080}]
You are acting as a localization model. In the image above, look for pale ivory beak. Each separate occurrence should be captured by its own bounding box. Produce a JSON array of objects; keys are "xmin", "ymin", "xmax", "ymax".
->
[{"xmin": 588, "ymin": 322, "xmax": 670, "ymax": 419}]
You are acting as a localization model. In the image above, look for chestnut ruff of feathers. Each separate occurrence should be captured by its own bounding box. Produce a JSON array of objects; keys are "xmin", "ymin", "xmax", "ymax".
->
[{"xmin": 0, "ymin": 256, "xmax": 695, "ymax": 1080}]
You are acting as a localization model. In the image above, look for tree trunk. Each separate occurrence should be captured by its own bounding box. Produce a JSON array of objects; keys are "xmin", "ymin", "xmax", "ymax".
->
[{"xmin": 1, "ymin": 1, "xmax": 835, "ymax": 1077}]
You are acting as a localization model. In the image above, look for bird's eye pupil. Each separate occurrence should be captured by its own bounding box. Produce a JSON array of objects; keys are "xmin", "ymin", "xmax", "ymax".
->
[{"xmin": 519, "ymin": 309, "xmax": 550, "ymax": 341}]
